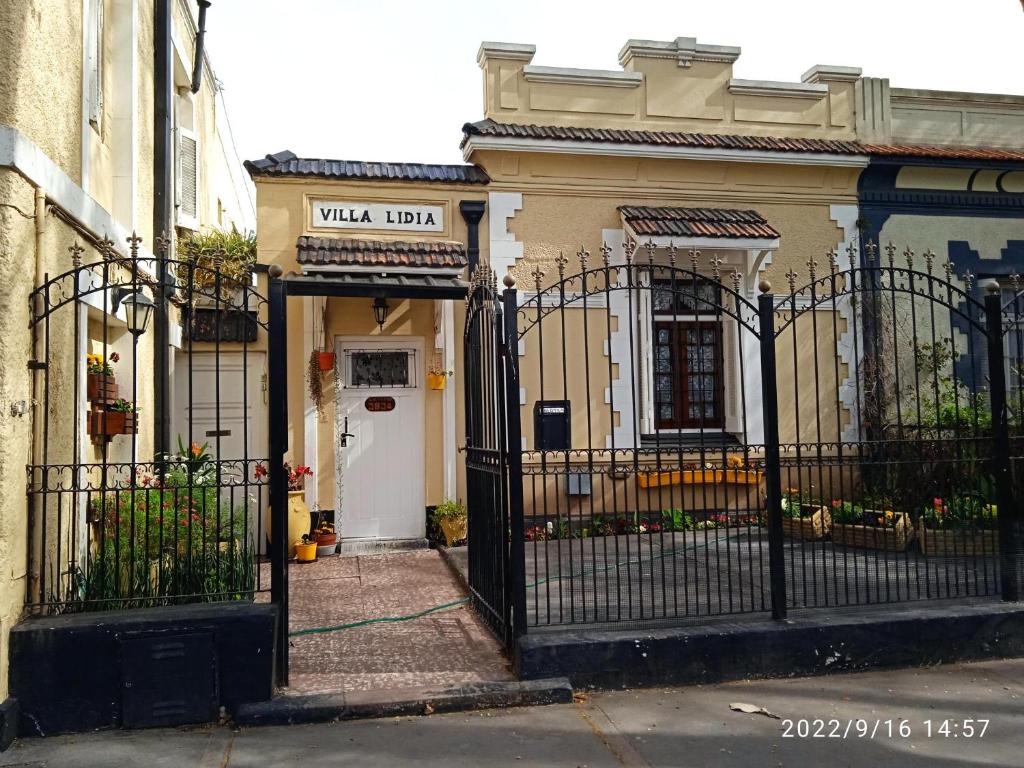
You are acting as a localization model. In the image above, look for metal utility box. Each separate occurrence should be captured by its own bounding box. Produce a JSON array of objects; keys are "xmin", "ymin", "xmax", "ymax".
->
[{"xmin": 534, "ymin": 400, "xmax": 570, "ymax": 450}]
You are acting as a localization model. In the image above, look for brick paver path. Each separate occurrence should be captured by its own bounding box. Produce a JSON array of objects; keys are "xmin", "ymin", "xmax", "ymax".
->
[{"xmin": 281, "ymin": 549, "xmax": 513, "ymax": 694}]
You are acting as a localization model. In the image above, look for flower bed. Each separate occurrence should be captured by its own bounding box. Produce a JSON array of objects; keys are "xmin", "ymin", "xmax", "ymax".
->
[
  {"xmin": 780, "ymin": 488, "xmax": 831, "ymax": 541},
  {"xmin": 830, "ymin": 503, "xmax": 914, "ymax": 551},
  {"xmin": 918, "ymin": 496, "xmax": 998, "ymax": 557},
  {"xmin": 524, "ymin": 509, "xmax": 764, "ymax": 541}
]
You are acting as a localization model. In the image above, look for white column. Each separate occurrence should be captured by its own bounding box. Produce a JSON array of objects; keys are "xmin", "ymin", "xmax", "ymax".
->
[
  {"xmin": 442, "ymin": 300, "xmax": 457, "ymax": 499},
  {"xmin": 303, "ymin": 296, "xmax": 320, "ymax": 508}
]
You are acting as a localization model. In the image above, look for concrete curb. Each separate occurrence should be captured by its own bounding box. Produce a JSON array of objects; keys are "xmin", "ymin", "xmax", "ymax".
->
[
  {"xmin": 234, "ymin": 678, "xmax": 573, "ymax": 727},
  {"xmin": 437, "ymin": 545, "xmax": 469, "ymax": 589}
]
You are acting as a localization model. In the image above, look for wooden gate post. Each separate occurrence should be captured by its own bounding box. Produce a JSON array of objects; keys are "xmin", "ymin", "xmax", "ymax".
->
[{"xmin": 758, "ymin": 285, "xmax": 787, "ymax": 620}]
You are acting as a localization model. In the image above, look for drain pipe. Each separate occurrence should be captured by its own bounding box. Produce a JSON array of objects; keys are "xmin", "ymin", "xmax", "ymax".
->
[
  {"xmin": 190, "ymin": 0, "xmax": 211, "ymax": 94},
  {"xmin": 153, "ymin": 0, "xmax": 173, "ymax": 457}
]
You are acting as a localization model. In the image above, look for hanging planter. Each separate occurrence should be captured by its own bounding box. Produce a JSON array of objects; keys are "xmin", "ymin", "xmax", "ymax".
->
[
  {"xmin": 87, "ymin": 373, "xmax": 118, "ymax": 403},
  {"xmin": 87, "ymin": 407, "xmax": 138, "ymax": 444},
  {"xmin": 427, "ymin": 367, "xmax": 453, "ymax": 391},
  {"xmin": 317, "ymin": 351, "xmax": 336, "ymax": 372}
]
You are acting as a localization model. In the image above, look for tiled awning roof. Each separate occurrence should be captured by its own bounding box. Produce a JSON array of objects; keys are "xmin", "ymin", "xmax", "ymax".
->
[
  {"xmin": 246, "ymin": 151, "xmax": 490, "ymax": 184},
  {"xmin": 462, "ymin": 119, "xmax": 1024, "ymax": 162},
  {"xmin": 619, "ymin": 206, "xmax": 780, "ymax": 239},
  {"xmin": 296, "ymin": 236, "xmax": 468, "ymax": 269}
]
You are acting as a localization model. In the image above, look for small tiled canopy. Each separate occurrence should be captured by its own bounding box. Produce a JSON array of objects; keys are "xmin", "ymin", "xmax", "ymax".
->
[
  {"xmin": 619, "ymin": 206, "xmax": 780, "ymax": 239},
  {"xmin": 296, "ymin": 236, "xmax": 468, "ymax": 269}
]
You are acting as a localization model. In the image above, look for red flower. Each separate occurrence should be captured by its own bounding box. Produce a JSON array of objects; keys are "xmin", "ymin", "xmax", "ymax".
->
[
  {"xmin": 254, "ymin": 463, "xmax": 268, "ymax": 479},
  {"xmin": 109, "ymin": 352, "xmax": 120, "ymax": 363}
]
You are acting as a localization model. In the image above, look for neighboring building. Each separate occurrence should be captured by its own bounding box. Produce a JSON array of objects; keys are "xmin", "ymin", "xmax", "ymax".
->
[
  {"xmin": 246, "ymin": 37, "xmax": 1024, "ymax": 549},
  {"xmin": 0, "ymin": 0, "xmax": 253, "ymax": 742}
]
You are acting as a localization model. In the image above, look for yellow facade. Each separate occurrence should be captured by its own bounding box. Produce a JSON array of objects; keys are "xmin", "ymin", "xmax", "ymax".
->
[{"xmin": 0, "ymin": 0, "xmax": 252, "ymax": 703}]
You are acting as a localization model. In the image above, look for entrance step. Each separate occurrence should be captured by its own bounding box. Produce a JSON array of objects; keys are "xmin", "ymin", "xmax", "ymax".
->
[
  {"xmin": 234, "ymin": 678, "xmax": 573, "ymax": 726},
  {"xmin": 337, "ymin": 537, "xmax": 428, "ymax": 555}
]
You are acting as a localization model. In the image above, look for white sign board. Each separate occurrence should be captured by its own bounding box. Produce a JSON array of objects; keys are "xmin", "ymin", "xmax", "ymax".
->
[{"xmin": 311, "ymin": 200, "xmax": 445, "ymax": 233}]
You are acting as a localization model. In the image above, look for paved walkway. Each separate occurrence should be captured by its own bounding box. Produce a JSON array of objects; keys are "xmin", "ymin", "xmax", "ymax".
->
[
  {"xmin": 279, "ymin": 549, "xmax": 512, "ymax": 694},
  {"xmin": 4, "ymin": 658, "xmax": 1023, "ymax": 766}
]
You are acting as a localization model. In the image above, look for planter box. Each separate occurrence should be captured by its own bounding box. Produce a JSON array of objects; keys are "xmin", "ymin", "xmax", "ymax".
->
[
  {"xmin": 638, "ymin": 468, "xmax": 763, "ymax": 489},
  {"xmin": 87, "ymin": 373, "xmax": 118, "ymax": 403},
  {"xmin": 918, "ymin": 518, "xmax": 998, "ymax": 557},
  {"xmin": 87, "ymin": 410, "xmax": 137, "ymax": 443},
  {"xmin": 832, "ymin": 511, "xmax": 913, "ymax": 551},
  {"xmin": 781, "ymin": 505, "xmax": 831, "ymax": 541}
]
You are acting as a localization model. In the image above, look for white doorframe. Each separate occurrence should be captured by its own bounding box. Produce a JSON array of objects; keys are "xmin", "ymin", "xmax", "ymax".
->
[{"xmin": 334, "ymin": 335, "xmax": 426, "ymax": 541}]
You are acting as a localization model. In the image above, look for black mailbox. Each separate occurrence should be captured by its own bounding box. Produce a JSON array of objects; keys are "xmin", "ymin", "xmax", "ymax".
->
[{"xmin": 534, "ymin": 400, "xmax": 570, "ymax": 450}]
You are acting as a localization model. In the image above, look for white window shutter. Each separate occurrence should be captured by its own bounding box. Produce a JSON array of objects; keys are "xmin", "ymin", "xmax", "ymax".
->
[{"xmin": 176, "ymin": 127, "xmax": 199, "ymax": 230}]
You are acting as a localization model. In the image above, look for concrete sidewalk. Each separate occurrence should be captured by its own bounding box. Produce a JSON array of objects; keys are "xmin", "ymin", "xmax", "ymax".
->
[{"xmin": 4, "ymin": 658, "xmax": 1023, "ymax": 766}]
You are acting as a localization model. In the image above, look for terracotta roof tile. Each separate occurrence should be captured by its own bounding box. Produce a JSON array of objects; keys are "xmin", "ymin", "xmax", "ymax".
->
[
  {"xmin": 619, "ymin": 206, "xmax": 780, "ymax": 239},
  {"xmin": 247, "ymin": 151, "xmax": 490, "ymax": 184},
  {"xmin": 462, "ymin": 119, "xmax": 1024, "ymax": 162},
  {"xmin": 296, "ymin": 236, "xmax": 467, "ymax": 269}
]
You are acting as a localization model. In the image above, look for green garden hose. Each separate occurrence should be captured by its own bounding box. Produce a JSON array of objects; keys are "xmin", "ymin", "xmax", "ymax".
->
[{"xmin": 288, "ymin": 535, "xmax": 722, "ymax": 638}]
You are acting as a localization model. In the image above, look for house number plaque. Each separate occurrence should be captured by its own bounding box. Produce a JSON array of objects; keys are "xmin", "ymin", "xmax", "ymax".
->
[{"xmin": 365, "ymin": 397, "xmax": 396, "ymax": 412}]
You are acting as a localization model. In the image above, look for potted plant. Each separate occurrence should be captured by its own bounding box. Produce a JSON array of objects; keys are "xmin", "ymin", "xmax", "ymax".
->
[
  {"xmin": 780, "ymin": 487, "xmax": 831, "ymax": 541},
  {"xmin": 260, "ymin": 462, "xmax": 314, "ymax": 556},
  {"xmin": 87, "ymin": 398, "xmax": 138, "ymax": 443},
  {"xmin": 830, "ymin": 499, "xmax": 913, "ymax": 551},
  {"xmin": 919, "ymin": 494, "xmax": 998, "ymax": 557},
  {"xmin": 426, "ymin": 365, "xmax": 454, "ymax": 391},
  {"xmin": 86, "ymin": 352, "xmax": 119, "ymax": 403},
  {"xmin": 432, "ymin": 498, "xmax": 467, "ymax": 546},
  {"xmin": 295, "ymin": 533, "xmax": 318, "ymax": 563},
  {"xmin": 307, "ymin": 351, "xmax": 326, "ymax": 416}
]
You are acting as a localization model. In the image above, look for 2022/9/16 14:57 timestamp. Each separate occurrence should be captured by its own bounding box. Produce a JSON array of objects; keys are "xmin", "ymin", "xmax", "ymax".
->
[{"xmin": 781, "ymin": 718, "xmax": 990, "ymax": 739}]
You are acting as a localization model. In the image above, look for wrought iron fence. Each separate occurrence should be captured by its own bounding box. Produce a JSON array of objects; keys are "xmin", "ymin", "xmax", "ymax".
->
[
  {"xmin": 26, "ymin": 236, "xmax": 271, "ymax": 614},
  {"xmin": 464, "ymin": 240, "xmax": 1023, "ymax": 639}
]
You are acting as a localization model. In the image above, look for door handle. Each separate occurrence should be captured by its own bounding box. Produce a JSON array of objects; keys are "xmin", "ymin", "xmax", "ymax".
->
[{"xmin": 339, "ymin": 416, "xmax": 355, "ymax": 448}]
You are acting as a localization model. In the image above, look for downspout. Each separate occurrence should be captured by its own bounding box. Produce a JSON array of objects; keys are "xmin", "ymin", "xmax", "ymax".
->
[
  {"xmin": 190, "ymin": 0, "xmax": 211, "ymax": 94},
  {"xmin": 153, "ymin": 0, "xmax": 173, "ymax": 457},
  {"xmin": 29, "ymin": 187, "xmax": 45, "ymax": 602}
]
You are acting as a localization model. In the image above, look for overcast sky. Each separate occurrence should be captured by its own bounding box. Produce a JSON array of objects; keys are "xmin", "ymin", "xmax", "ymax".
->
[{"xmin": 208, "ymin": 0, "xmax": 1023, "ymax": 167}]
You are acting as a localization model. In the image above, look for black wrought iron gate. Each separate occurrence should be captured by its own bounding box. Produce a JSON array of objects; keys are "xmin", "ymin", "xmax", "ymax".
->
[{"xmin": 463, "ymin": 266, "xmax": 526, "ymax": 647}]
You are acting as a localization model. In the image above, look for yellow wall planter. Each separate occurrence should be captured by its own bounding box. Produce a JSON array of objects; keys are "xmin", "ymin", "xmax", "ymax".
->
[
  {"xmin": 426, "ymin": 372, "xmax": 447, "ymax": 391},
  {"xmin": 637, "ymin": 468, "xmax": 763, "ymax": 489}
]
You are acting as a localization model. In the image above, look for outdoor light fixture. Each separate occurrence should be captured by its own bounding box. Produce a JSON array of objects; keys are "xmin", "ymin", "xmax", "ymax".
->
[
  {"xmin": 112, "ymin": 288, "xmax": 156, "ymax": 336},
  {"xmin": 372, "ymin": 297, "xmax": 390, "ymax": 329}
]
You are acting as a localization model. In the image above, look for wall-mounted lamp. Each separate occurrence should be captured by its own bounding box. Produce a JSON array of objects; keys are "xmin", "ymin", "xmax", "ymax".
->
[
  {"xmin": 111, "ymin": 288, "xmax": 156, "ymax": 336},
  {"xmin": 372, "ymin": 297, "xmax": 390, "ymax": 330}
]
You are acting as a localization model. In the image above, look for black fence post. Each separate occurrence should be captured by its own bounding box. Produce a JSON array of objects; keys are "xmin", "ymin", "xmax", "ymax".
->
[
  {"xmin": 502, "ymin": 276, "xmax": 528, "ymax": 640},
  {"xmin": 758, "ymin": 288, "xmax": 787, "ymax": 620},
  {"xmin": 984, "ymin": 284, "xmax": 1020, "ymax": 602},
  {"xmin": 267, "ymin": 267, "xmax": 290, "ymax": 684}
]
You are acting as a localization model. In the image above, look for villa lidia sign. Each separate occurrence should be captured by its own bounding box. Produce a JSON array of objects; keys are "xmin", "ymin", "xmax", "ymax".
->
[{"xmin": 311, "ymin": 200, "xmax": 444, "ymax": 232}]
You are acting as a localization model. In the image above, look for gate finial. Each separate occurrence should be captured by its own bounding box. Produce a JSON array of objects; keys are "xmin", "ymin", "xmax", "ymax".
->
[
  {"xmin": 667, "ymin": 242, "xmax": 677, "ymax": 266},
  {"xmin": 826, "ymin": 248, "xmax": 838, "ymax": 274},
  {"xmin": 643, "ymin": 240, "xmax": 656, "ymax": 265},
  {"xmin": 100, "ymin": 234, "xmax": 116, "ymax": 261},
  {"xmin": 885, "ymin": 241, "xmax": 896, "ymax": 267},
  {"xmin": 68, "ymin": 241, "xmax": 84, "ymax": 268},
  {"xmin": 806, "ymin": 257, "xmax": 818, "ymax": 282},
  {"xmin": 623, "ymin": 238, "xmax": 636, "ymax": 265},
  {"xmin": 731, "ymin": 269, "xmax": 742, "ymax": 291},
  {"xmin": 577, "ymin": 246, "xmax": 589, "ymax": 270},
  {"xmin": 923, "ymin": 249, "xmax": 935, "ymax": 273},
  {"xmin": 555, "ymin": 250, "xmax": 568, "ymax": 278},
  {"xmin": 531, "ymin": 265, "xmax": 545, "ymax": 291},
  {"xmin": 127, "ymin": 231, "xmax": 142, "ymax": 259},
  {"xmin": 903, "ymin": 246, "xmax": 915, "ymax": 270},
  {"xmin": 710, "ymin": 255, "xmax": 724, "ymax": 280},
  {"xmin": 688, "ymin": 247, "xmax": 700, "ymax": 273},
  {"xmin": 600, "ymin": 242, "xmax": 612, "ymax": 267},
  {"xmin": 785, "ymin": 268, "xmax": 799, "ymax": 293},
  {"xmin": 944, "ymin": 260, "xmax": 954, "ymax": 283},
  {"xmin": 864, "ymin": 240, "xmax": 878, "ymax": 262},
  {"xmin": 963, "ymin": 269, "xmax": 975, "ymax": 292},
  {"xmin": 503, "ymin": 273, "xmax": 516, "ymax": 289}
]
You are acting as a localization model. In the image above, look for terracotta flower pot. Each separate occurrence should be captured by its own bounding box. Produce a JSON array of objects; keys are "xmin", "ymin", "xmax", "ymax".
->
[
  {"xmin": 317, "ymin": 351, "xmax": 336, "ymax": 372},
  {"xmin": 316, "ymin": 532, "xmax": 337, "ymax": 546}
]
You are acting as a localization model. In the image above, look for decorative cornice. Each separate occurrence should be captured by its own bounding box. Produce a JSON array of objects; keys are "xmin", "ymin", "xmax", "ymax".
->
[
  {"xmin": 477, "ymin": 41, "xmax": 536, "ymax": 67},
  {"xmin": 728, "ymin": 79, "xmax": 828, "ymax": 99},
  {"xmin": 618, "ymin": 37, "xmax": 740, "ymax": 69},
  {"xmin": 522, "ymin": 65, "xmax": 643, "ymax": 89},
  {"xmin": 801, "ymin": 65, "xmax": 862, "ymax": 84}
]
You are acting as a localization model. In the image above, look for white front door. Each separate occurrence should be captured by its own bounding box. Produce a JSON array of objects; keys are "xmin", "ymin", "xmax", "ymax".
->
[{"xmin": 336, "ymin": 338, "xmax": 425, "ymax": 540}]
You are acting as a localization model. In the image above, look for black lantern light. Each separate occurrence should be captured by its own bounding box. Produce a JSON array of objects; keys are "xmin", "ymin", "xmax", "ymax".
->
[
  {"xmin": 372, "ymin": 296, "xmax": 390, "ymax": 330},
  {"xmin": 117, "ymin": 289, "xmax": 156, "ymax": 336}
]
